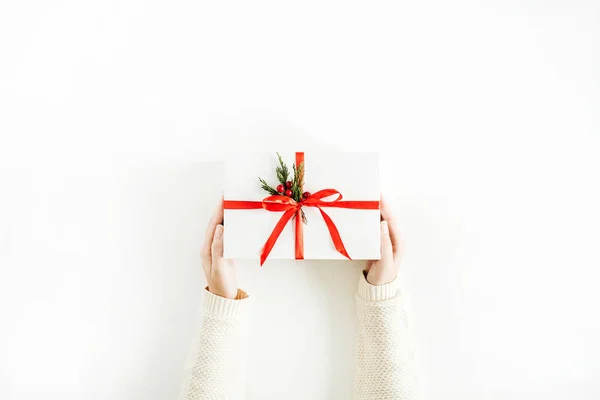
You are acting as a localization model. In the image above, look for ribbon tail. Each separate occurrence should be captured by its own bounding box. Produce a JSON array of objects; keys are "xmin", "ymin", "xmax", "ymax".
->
[
  {"xmin": 295, "ymin": 209, "xmax": 304, "ymax": 260},
  {"xmin": 316, "ymin": 207, "xmax": 352, "ymax": 260},
  {"xmin": 260, "ymin": 207, "xmax": 297, "ymax": 266}
]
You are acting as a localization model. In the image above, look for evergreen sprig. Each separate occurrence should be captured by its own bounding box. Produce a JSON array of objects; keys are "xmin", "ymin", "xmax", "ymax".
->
[
  {"xmin": 258, "ymin": 154, "xmax": 307, "ymax": 224},
  {"xmin": 258, "ymin": 177, "xmax": 279, "ymax": 195},
  {"xmin": 276, "ymin": 152, "xmax": 289, "ymax": 185},
  {"xmin": 291, "ymin": 161, "xmax": 307, "ymax": 223},
  {"xmin": 291, "ymin": 162, "xmax": 304, "ymax": 202}
]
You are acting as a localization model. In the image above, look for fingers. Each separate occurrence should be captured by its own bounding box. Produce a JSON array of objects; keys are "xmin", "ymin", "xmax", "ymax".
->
[
  {"xmin": 380, "ymin": 195, "xmax": 401, "ymax": 255},
  {"xmin": 380, "ymin": 220, "xmax": 394, "ymax": 262},
  {"xmin": 202, "ymin": 199, "xmax": 224, "ymax": 262},
  {"xmin": 380, "ymin": 194, "xmax": 394, "ymax": 221},
  {"xmin": 211, "ymin": 224, "xmax": 224, "ymax": 264}
]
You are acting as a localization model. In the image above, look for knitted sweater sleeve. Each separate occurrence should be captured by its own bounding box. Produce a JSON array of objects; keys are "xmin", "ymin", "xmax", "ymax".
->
[
  {"xmin": 178, "ymin": 288, "xmax": 250, "ymax": 400},
  {"xmin": 353, "ymin": 273, "xmax": 418, "ymax": 400}
]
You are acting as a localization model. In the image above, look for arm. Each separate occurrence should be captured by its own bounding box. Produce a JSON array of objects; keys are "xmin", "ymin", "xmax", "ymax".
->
[
  {"xmin": 353, "ymin": 197, "xmax": 418, "ymax": 399},
  {"xmin": 179, "ymin": 289, "xmax": 249, "ymax": 400},
  {"xmin": 179, "ymin": 201, "xmax": 249, "ymax": 400},
  {"xmin": 354, "ymin": 274, "xmax": 417, "ymax": 399}
]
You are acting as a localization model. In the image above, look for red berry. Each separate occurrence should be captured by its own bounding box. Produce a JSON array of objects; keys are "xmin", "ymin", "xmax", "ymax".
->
[
  {"xmin": 302, "ymin": 191, "xmax": 311, "ymax": 199},
  {"xmin": 276, "ymin": 184, "xmax": 284, "ymax": 193},
  {"xmin": 285, "ymin": 189, "xmax": 293, "ymax": 197},
  {"xmin": 285, "ymin": 181, "xmax": 293, "ymax": 189}
]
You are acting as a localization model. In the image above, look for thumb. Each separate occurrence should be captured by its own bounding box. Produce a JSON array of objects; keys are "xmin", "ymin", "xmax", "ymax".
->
[
  {"xmin": 211, "ymin": 224, "xmax": 224, "ymax": 264},
  {"xmin": 380, "ymin": 221, "xmax": 394, "ymax": 262}
]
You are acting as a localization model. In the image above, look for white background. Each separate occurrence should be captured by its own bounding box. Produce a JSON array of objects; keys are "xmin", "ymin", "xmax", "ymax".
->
[{"xmin": 0, "ymin": 1, "xmax": 599, "ymax": 399}]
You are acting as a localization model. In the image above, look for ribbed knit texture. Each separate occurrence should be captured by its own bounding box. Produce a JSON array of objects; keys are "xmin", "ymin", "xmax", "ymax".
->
[
  {"xmin": 179, "ymin": 275, "xmax": 417, "ymax": 399},
  {"xmin": 357, "ymin": 272, "xmax": 398, "ymax": 302},
  {"xmin": 353, "ymin": 275, "xmax": 417, "ymax": 399}
]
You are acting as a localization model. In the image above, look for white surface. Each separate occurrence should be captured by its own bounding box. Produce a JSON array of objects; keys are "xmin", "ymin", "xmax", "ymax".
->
[
  {"xmin": 224, "ymin": 152, "xmax": 380, "ymax": 260},
  {"xmin": 1, "ymin": 1, "xmax": 599, "ymax": 399}
]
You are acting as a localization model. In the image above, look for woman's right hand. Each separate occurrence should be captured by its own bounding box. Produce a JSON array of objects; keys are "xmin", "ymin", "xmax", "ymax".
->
[
  {"xmin": 201, "ymin": 200, "xmax": 238, "ymax": 299},
  {"xmin": 365, "ymin": 197, "xmax": 404, "ymax": 285}
]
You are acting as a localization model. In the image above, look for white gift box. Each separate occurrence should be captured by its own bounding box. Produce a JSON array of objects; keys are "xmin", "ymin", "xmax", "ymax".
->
[{"xmin": 223, "ymin": 152, "xmax": 380, "ymax": 263}]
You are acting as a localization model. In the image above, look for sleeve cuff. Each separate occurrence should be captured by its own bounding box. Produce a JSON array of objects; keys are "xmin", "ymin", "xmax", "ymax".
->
[
  {"xmin": 203, "ymin": 288, "xmax": 250, "ymax": 317},
  {"xmin": 357, "ymin": 272, "xmax": 398, "ymax": 302}
]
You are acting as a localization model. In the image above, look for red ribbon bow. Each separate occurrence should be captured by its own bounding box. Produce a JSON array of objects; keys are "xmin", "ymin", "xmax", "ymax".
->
[{"xmin": 223, "ymin": 152, "xmax": 379, "ymax": 265}]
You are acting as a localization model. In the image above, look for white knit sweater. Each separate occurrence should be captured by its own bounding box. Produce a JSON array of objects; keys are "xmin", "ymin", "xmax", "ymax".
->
[{"xmin": 179, "ymin": 273, "xmax": 417, "ymax": 399}]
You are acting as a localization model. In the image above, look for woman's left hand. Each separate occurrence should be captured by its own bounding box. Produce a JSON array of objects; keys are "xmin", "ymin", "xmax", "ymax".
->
[{"xmin": 200, "ymin": 200, "xmax": 238, "ymax": 299}]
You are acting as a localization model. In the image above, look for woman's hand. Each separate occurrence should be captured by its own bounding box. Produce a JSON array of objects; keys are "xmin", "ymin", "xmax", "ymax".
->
[
  {"xmin": 365, "ymin": 197, "xmax": 405, "ymax": 285},
  {"xmin": 200, "ymin": 200, "xmax": 238, "ymax": 299}
]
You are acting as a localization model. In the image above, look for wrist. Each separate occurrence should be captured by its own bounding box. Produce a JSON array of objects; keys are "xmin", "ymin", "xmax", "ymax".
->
[
  {"xmin": 365, "ymin": 269, "xmax": 397, "ymax": 286},
  {"xmin": 208, "ymin": 274, "xmax": 238, "ymax": 299},
  {"xmin": 205, "ymin": 286, "xmax": 248, "ymax": 300},
  {"xmin": 207, "ymin": 280, "xmax": 239, "ymax": 299}
]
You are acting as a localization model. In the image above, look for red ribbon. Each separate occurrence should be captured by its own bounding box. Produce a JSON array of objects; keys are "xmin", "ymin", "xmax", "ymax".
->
[{"xmin": 223, "ymin": 152, "xmax": 379, "ymax": 266}]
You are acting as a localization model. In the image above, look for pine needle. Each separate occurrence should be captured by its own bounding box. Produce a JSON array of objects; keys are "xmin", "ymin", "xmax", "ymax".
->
[
  {"xmin": 276, "ymin": 152, "xmax": 289, "ymax": 185},
  {"xmin": 258, "ymin": 177, "xmax": 279, "ymax": 195},
  {"xmin": 291, "ymin": 162, "xmax": 304, "ymax": 203}
]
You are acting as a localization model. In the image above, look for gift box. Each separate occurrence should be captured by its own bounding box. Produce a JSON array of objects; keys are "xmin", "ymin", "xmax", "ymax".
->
[{"xmin": 223, "ymin": 152, "xmax": 380, "ymax": 264}]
